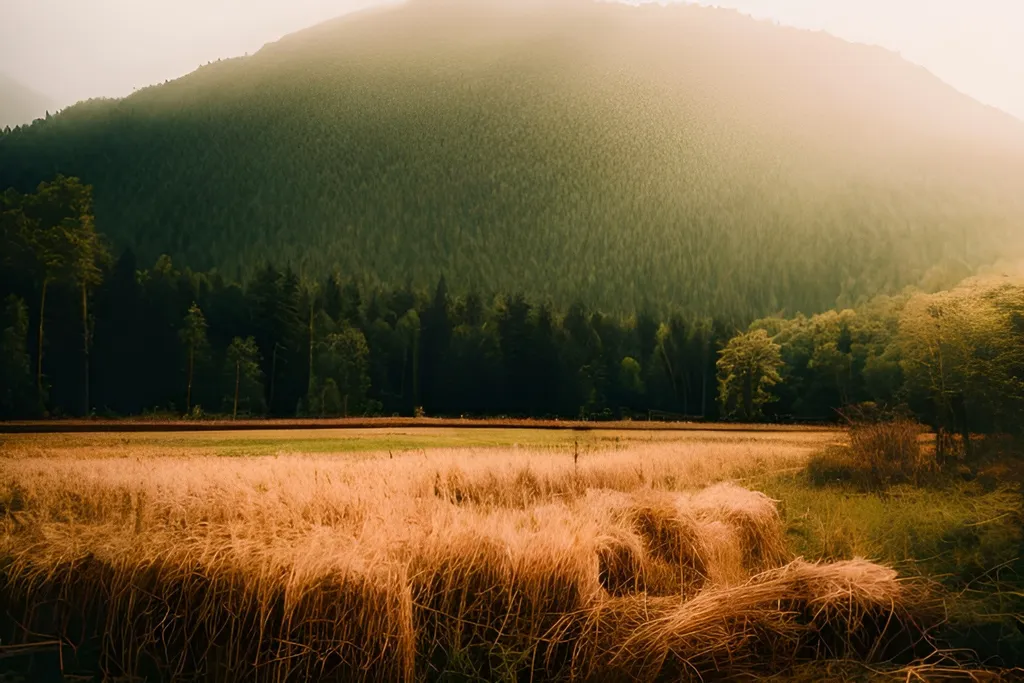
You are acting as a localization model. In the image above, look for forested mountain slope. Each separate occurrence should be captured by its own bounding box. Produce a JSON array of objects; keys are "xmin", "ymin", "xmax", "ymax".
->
[
  {"xmin": 2, "ymin": 0, "xmax": 1023, "ymax": 318},
  {"xmin": 0, "ymin": 73, "xmax": 53, "ymax": 128}
]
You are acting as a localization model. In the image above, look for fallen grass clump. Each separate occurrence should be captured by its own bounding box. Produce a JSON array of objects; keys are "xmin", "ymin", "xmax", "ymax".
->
[
  {"xmin": 0, "ymin": 437, "xmax": 939, "ymax": 681},
  {"xmin": 563, "ymin": 559, "xmax": 932, "ymax": 681}
]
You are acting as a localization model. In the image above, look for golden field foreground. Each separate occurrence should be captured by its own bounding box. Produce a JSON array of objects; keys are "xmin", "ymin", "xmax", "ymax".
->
[{"xmin": 0, "ymin": 427, "xmax": 1015, "ymax": 681}]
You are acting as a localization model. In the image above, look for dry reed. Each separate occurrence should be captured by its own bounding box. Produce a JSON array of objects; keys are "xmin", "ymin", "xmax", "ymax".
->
[{"xmin": 0, "ymin": 436, "xmax": 932, "ymax": 681}]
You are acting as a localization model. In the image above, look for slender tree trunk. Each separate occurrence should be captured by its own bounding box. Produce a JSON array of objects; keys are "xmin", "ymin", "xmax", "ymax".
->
[
  {"xmin": 186, "ymin": 346, "xmax": 194, "ymax": 414},
  {"xmin": 659, "ymin": 346, "xmax": 678, "ymax": 408},
  {"xmin": 233, "ymin": 360, "xmax": 240, "ymax": 419},
  {"xmin": 36, "ymin": 278, "xmax": 48, "ymax": 404},
  {"xmin": 308, "ymin": 305, "xmax": 315, "ymax": 399},
  {"xmin": 82, "ymin": 283, "xmax": 90, "ymax": 417}
]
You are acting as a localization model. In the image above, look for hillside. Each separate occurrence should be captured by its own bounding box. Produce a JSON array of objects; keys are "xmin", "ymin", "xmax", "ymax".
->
[
  {"xmin": 2, "ymin": 0, "xmax": 1023, "ymax": 318},
  {"xmin": 0, "ymin": 72, "xmax": 53, "ymax": 128}
]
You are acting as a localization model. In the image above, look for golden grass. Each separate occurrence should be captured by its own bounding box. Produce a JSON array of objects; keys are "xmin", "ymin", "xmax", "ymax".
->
[{"xmin": 0, "ymin": 433, "xmax": 932, "ymax": 681}]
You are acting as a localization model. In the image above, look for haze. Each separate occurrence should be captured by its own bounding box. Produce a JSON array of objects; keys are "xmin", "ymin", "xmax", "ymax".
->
[{"xmin": 1, "ymin": 0, "xmax": 1022, "ymax": 122}]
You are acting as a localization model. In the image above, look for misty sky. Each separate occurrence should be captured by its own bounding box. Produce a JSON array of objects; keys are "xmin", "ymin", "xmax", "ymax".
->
[{"xmin": 1, "ymin": 0, "xmax": 1022, "ymax": 120}]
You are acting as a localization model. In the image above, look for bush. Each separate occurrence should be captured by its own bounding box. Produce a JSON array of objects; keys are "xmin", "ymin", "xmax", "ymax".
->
[
  {"xmin": 809, "ymin": 420, "xmax": 935, "ymax": 489},
  {"xmin": 851, "ymin": 419, "xmax": 934, "ymax": 485}
]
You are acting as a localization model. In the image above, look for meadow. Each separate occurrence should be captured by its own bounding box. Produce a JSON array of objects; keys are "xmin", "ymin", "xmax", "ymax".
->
[{"xmin": 1, "ymin": 427, "xmax": 1021, "ymax": 681}]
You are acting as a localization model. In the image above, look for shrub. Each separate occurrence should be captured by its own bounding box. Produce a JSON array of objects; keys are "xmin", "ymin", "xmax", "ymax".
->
[
  {"xmin": 810, "ymin": 420, "xmax": 935, "ymax": 489},
  {"xmin": 850, "ymin": 419, "xmax": 933, "ymax": 485}
]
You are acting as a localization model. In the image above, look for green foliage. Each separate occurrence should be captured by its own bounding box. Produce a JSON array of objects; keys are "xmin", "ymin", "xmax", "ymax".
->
[
  {"xmin": 717, "ymin": 329, "xmax": 783, "ymax": 420},
  {"xmin": 897, "ymin": 279, "xmax": 1024, "ymax": 442},
  {"xmin": 2, "ymin": 175, "xmax": 1023, "ymax": 426},
  {"xmin": 1, "ymin": 175, "xmax": 105, "ymax": 412},
  {"xmin": 180, "ymin": 302, "xmax": 208, "ymax": 413},
  {"xmin": 619, "ymin": 356, "xmax": 643, "ymax": 395},
  {"xmin": 225, "ymin": 336, "xmax": 265, "ymax": 417},
  {"xmin": 308, "ymin": 377, "xmax": 344, "ymax": 418},
  {"xmin": 1, "ymin": 1, "xmax": 1022, "ymax": 317},
  {"xmin": 309, "ymin": 325, "xmax": 371, "ymax": 417},
  {"xmin": 20, "ymin": 175, "xmax": 96, "ymax": 286},
  {"xmin": 180, "ymin": 302, "xmax": 208, "ymax": 353}
]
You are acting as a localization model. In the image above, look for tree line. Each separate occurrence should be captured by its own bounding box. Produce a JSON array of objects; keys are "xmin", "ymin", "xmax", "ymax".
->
[
  {"xmin": 2, "ymin": 177, "xmax": 1022, "ymax": 442},
  {"xmin": 726, "ymin": 278, "xmax": 1024, "ymax": 451}
]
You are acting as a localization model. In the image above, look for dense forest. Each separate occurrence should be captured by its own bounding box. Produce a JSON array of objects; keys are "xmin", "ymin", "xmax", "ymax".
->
[
  {"xmin": 3, "ymin": 177, "xmax": 1022, "ymax": 446},
  {"xmin": 2, "ymin": 0, "xmax": 1023, "ymax": 318}
]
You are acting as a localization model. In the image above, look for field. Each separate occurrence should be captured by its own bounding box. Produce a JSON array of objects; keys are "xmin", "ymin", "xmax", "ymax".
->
[{"xmin": 1, "ymin": 427, "xmax": 1022, "ymax": 681}]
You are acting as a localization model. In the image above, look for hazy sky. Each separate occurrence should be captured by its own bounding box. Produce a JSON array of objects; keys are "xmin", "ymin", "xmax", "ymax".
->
[{"xmin": 1, "ymin": 0, "xmax": 1022, "ymax": 120}]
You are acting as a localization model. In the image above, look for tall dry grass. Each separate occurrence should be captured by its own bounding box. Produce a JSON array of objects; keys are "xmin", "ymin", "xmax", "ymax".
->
[
  {"xmin": 0, "ymin": 438, "xmax": 932, "ymax": 681},
  {"xmin": 809, "ymin": 420, "xmax": 936, "ymax": 488}
]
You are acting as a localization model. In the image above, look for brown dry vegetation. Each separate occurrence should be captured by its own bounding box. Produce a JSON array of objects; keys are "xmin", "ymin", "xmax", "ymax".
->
[
  {"xmin": 0, "ymin": 431, "xmax": 943, "ymax": 681},
  {"xmin": 808, "ymin": 420, "xmax": 937, "ymax": 488}
]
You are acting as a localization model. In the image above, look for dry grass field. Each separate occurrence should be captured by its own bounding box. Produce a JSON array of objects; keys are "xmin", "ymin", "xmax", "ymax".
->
[{"xmin": 0, "ymin": 427, "xmax": 1020, "ymax": 681}]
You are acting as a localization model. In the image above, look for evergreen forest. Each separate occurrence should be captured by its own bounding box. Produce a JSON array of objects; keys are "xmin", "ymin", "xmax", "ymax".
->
[
  {"xmin": 3, "ymin": 176, "xmax": 1023, "ymax": 447},
  {"xmin": 2, "ymin": 0, "xmax": 1023, "ymax": 319}
]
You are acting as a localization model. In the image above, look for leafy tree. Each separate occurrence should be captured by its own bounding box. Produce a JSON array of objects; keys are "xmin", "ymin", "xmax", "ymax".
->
[
  {"xmin": 310, "ymin": 325, "xmax": 371, "ymax": 417},
  {"xmin": 66, "ymin": 187, "xmax": 106, "ymax": 415},
  {"xmin": 226, "ymin": 336, "xmax": 264, "ymax": 418},
  {"xmin": 717, "ymin": 329, "xmax": 784, "ymax": 421},
  {"xmin": 897, "ymin": 279, "xmax": 1024, "ymax": 454},
  {"xmin": 16, "ymin": 176, "xmax": 96, "ymax": 406},
  {"xmin": 180, "ymin": 302, "xmax": 208, "ymax": 414},
  {"xmin": 619, "ymin": 356, "xmax": 644, "ymax": 412}
]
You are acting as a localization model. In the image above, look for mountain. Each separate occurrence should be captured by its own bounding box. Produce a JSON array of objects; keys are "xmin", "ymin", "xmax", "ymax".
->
[
  {"xmin": 0, "ymin": 72, "xmax": 54, "ymax": 128},
  {"xmin": 2, "ymin": 0, "xmax": 1023, "ymax": 318}
]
